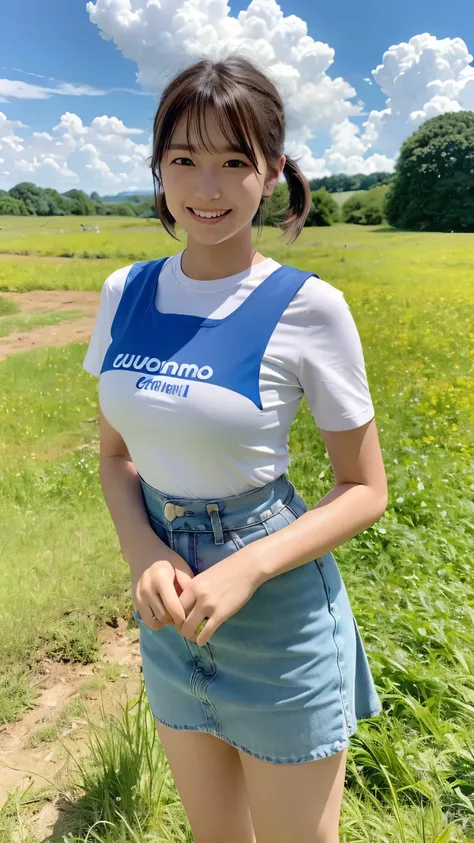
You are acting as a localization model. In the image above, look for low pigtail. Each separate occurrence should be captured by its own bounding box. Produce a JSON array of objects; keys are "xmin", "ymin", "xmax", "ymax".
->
[{"xmin": 280, "ymin": 156, "xmax": 313, "ymax": 244}]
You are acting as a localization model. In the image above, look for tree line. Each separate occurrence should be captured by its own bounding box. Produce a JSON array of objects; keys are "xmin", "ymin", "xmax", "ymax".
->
[
  {"xmin": 308, "ymin": 172, "xmax": 391, "ymax": 192},
  {"xmin": 0, "ymin": 185, "xmax": 155, "ymax": 219},
  {"xmin": 0, "ymin": 178, "xmax": 381, "ymax": 227}
]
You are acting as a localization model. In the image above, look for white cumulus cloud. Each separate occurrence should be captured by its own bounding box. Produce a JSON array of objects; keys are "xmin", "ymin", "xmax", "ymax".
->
[
  {"xmin": 362, "ymin": 33, "xmax": 474, "ymax": 155},
  {"xmin": 0, "ymin": 110, "xmax": 151, "ymax": 192},
  {"xmin": 91, "ymin": 115, "xmax": 143, "ymax": 135},
  {"xmin": 86, "ymin": 0, "xmax": 363, "ymax": 168}
]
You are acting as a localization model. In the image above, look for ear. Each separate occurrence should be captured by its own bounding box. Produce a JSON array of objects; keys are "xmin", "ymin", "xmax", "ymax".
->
[{"xmin": 263, "ymin": 154, "xmax": 287, "ymax": 198}]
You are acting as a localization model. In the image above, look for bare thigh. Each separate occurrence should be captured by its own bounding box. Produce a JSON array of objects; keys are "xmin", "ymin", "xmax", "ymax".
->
[
  {"xmin": 238, "ymin": 747, "xmax": 348, "ymax": 843},
  {"xmin": 156, "ymin": 721, "xmax": 256, "ymax": 843}
]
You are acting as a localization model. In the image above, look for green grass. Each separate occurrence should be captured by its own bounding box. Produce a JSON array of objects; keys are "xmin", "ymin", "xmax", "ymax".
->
[
  {"xmin": 0, "ymin": 257, "xmax": 127, "ymax": 292},
  {"xmin": 0, "ymin": 344, "xmax": 130, "ymax": 723},
  {"xmin": 26, "ymin": 696, "xmax": 87, "ymax": 748},
  {"xmin": 0, "ymin": 217, "xmax": 473, "ymax": 299},
  {"xmin": 0, "ymin": 214, "xmax": 157, "ymax": 239},
  {"xmin": 0, "ymin": 295, "xmax": 19, "ymax": 315},
  {"xmin": 0, "ymin": 216, "xmax": 473, "ymax": 841},
  {"xmin": 0, "ymin": 216, "xmax": 162, "ymax": 260},
  {"xmin": 0, "ymin": 309, "xmax": 83, "ymax": 338}
]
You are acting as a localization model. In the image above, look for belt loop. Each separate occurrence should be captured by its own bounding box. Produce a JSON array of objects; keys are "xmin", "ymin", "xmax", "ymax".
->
[
  {"xmin": 206, "ymin": 503, "xmax": 224, "ymax": 545},
  {"xmin": 163, "ymin": 502, "xmax": 184, "ymax": 551},
  {"xmin": 164, "ymin": 503, "xmax": 185, "ymax": 522}
]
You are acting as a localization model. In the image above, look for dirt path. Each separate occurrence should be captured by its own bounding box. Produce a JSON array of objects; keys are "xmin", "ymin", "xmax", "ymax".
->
[
  {"xmin": 0, "ymin": 618, "xmax": 142, "ymax": 840},
  {"xmin": 0, "ymin": 290, "xmax": 100, "ymax": 361}
]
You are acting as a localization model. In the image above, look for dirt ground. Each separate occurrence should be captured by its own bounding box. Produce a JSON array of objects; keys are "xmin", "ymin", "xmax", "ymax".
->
[
  {"xmin": 0, "ymin": 619, "xmax": 142, "ymax": 839},
  {"xmin": 0, "ymin": 290, "xmax": 100, "ymax": 361}
]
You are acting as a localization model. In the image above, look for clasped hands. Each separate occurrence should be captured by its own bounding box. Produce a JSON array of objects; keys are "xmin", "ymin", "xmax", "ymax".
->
[{"xmin": 133, "ymin": 546, "xmax": 263, "ymax": 647}]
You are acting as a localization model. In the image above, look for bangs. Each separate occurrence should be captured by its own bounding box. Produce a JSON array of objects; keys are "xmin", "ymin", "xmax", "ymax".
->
[{"xmin": 160, "ymin": 85, "xmax": 263, "ymax": 174}]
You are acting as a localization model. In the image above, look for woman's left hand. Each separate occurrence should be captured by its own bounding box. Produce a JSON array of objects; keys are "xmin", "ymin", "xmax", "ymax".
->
[{"xmin": 177, "ymin": 549, "xmax": 263, "ymax": 646}]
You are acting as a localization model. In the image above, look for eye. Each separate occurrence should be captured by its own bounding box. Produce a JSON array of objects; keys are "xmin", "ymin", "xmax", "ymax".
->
[
  {"xmin": 170, "ymin": 157, "xmax": 248, "ymax": 168},
  {"xmin": 224, "ymin": 159, "xmax": 248, "ymax": 168}
]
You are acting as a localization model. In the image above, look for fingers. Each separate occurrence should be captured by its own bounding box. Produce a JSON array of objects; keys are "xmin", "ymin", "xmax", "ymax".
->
[
  {"xmin": 180, "ymin": 605, "xmax": 200, "ymax": 639},
  {"xmin": 146, "ymin": 592, "xmax": 173, "ymax": 626},
  {"xmin": 145, "ymin": 615, "xmax": 167, "ymax": 630},
  {"xmin": 137, "ymin": 610, "xmax": 166, "ymax": 630},
  {"xmin": 154, "ymin": 571, "xmax": 186, "ymax": 629},
  {"xmin": 174, "ymin": 567, "xmax": 193, "ymax": 597},
  {"xmin": 135, "ymin": 562, "xmax": 190, "ymax": 631}
]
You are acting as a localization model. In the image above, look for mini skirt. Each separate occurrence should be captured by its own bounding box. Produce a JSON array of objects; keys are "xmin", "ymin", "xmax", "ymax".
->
[{"xmin": 132, "ymin": 473, "xmax": 382, "ymax": 765}]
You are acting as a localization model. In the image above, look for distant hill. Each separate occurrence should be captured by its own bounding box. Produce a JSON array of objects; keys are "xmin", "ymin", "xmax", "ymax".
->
[{"xmin": 101, "ymin": 190, "xmax": 154, "ymax": 204}]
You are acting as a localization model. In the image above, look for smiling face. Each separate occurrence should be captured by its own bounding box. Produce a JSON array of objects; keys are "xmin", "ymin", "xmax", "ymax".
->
[{"xmin": 160, "ymin": 107, "xmax": 285, "ymax": 246}]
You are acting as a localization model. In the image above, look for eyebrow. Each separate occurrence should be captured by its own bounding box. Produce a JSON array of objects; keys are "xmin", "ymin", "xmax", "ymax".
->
[{"xmin": 167, "ymin": 143, "xmax": 246, "ymax": 153}]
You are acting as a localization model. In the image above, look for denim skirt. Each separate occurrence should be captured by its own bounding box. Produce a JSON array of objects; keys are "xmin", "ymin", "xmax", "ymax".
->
[{"xmin": 132, "ymin": 473, "xmax": 382, "ymax": 765}]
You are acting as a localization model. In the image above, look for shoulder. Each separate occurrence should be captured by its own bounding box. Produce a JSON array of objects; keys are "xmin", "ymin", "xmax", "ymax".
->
[
  {"xmin": 101, "ymin": 258, "xmax": 170, "ymax": 299},
  {"xmin": 300, "ymin": 274, "xmax": 347, "ymax": 313},
  {"xmin": 101, "ymin": 264, "xmax": 134, "ymax": 299},
  {"xmin": 283, "ymin": 271, "xmax": 349, "ymax": 327}
]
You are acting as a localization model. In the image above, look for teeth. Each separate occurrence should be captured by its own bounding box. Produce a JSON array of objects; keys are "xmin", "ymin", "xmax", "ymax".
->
[{"xmin": 192, "ymin": 209, "xmax": 228, "ymax": 219}]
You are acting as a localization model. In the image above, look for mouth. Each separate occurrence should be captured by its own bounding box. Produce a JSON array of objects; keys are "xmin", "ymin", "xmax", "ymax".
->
[{"xmin": 186, "ymin": 208, "xmax": 232, "ymax": 223}]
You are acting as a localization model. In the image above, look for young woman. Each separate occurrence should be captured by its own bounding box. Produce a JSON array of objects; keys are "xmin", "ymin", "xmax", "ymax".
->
[{"xmin": 83, "ymin": 53, "xmax": 388, "ymax": 843}]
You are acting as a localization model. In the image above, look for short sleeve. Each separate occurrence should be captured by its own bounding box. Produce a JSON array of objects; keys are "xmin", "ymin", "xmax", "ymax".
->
[
  {"xmin": 298, "ymin": 282, "xmax": 375, "ymax": 431},
  {"xmin": 83, "ymin": 265, "xmax": 132, "ymax": 377}
]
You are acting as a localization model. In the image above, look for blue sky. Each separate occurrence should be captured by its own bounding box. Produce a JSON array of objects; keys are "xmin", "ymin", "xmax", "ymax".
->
[{"xmin": 1, "ymin": 0, "xmax": 473, "ymax": 193}]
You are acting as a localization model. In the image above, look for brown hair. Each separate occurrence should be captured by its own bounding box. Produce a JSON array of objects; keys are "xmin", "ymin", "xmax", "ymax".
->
[{"xmin": 150, "ymin": 52, "xmax": 313, "ymax": 245}]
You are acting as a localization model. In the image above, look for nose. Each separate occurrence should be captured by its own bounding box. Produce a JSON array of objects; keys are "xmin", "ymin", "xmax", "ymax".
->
[{"xmin": 194, "ymin": 169, "xmax": 222, "ymax": 203}]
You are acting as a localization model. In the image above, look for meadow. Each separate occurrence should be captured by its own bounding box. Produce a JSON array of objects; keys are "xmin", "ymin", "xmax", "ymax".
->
[{"xmin": 0, "ymin": 216, "xmax": 473, "ymax": 842}]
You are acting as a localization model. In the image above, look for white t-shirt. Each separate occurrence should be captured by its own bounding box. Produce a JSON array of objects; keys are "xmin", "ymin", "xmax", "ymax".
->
[{"xmin": 83, "ymin": 250, "xmax": 375, "ymax": 498}]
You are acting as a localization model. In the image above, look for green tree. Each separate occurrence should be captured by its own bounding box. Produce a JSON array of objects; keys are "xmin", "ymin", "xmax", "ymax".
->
[
  {"xmin": 62, "ymin": 189, "xmax": 97, "ymax": 215},
  {"xmin": 385, "ymin": 111, "xmax": 474, "ymax": 232},
  {"xmin": 2, "ymin": 182, "xmax": 133, "ymax": 217},
  {"xmin": 342, "ymin": 185, "xmax": 388, "ymax": 225},
  {"xmin": 0, "ymin": 196, "xmax": 27, "ymax": 215},
  {"xmin": 258, "ymin": 183, "xmax": 289, "ymax": 227},
  {"xmin": 309, "ymin": 172, "xmax": 391, "ymax": 193},
  {"xmin": 8, "ymin": 182, "xmax": 45, "ymax": 215},
  {"xmin": 304, "ymin": 189, "xmax": 340, "ymax": 226},
  {"xmin": 104, "ymin": 202, "xmax": 137, "ymax": 216},
  {"xmin": 133, "ymin": 198, "xmax": 157, "ymax": 218},
  {"xmin": 42, "ymin": 188, "xmax": 72, "ymax": 215}
]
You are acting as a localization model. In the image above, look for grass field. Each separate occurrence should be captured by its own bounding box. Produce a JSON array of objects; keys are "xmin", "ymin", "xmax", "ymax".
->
[{"xmin": 0, "ymin": 216, "xmax": 473, "ymax": 841}]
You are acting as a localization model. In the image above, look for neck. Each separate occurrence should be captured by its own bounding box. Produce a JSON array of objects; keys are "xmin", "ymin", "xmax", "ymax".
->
[{"xmin": 180, "ymin": 228, "xmax": 262, "ymax": 281}]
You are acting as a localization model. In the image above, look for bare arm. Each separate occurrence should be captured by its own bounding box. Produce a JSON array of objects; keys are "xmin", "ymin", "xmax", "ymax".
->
[
  {"xmin": 99, "ymin": 408, "xmax": 161, "ymax": 567},
  {"xmin": 98, "ymin": 408, "xmax": 194, "ymax": 628}
]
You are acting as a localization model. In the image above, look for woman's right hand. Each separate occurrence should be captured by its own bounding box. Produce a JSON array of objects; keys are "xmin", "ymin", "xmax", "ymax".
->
[{"xmin": 130, "ymin": 541, "xmax": 195, "ymax": 631}]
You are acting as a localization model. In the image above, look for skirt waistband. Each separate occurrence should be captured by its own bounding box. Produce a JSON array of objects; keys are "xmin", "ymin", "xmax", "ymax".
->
[{"xmin": 138, "ymin": 473, "xmax": 296, "ymax": 541}]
